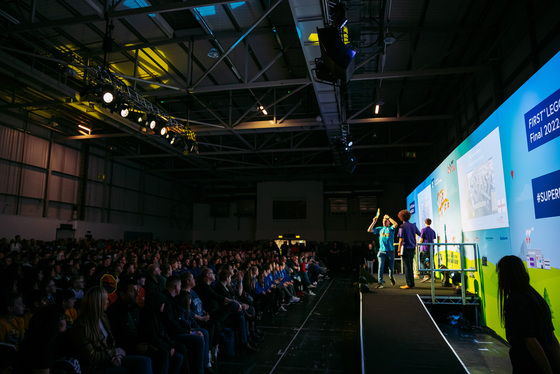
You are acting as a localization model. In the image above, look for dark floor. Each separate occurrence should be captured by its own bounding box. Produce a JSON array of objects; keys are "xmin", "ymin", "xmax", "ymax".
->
[
  {"xmin": 214, "ymin": 271, "xmax": 511, "ymax": 374},
  {"xmin": 215, "ymin": 272, "xmax": 361, "ymax": 374}
]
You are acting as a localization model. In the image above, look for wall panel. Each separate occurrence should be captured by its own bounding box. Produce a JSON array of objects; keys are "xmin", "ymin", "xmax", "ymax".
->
[
  {"xmin": 48, "ymin": 174, "xmax": 78, "ymax": 204},
  {"xmin": 0, "ymin": 161, "xmax": 20, "ymax": 195},
  {"xmin": 0, "ymin": 127, "xmax": 24, "ymax": 161},
  {"xmin": 22, "ymin": 135, "xmax": 49, "ymax": 169},
  {"xmin": 112, "ymin": 163, "xmax": 141, "ymax": 189},
  {"xmin": 18, "ymin": 197, "xmax": 42, "ymax": 217},
  {"xmin": 87, "ymin": 155, "xmax": 107, "ymax": 180},
  {"xmin": 86, "ymin": 181, "xmax": 104, "ymax": 207},
  {"xmin": 47, "ymin": 201, "xmax": 73, "ymax": 220},
  {"xmin": 51, "ymin": 143, "xmax": 81, "ymax": 176},
  {"xmin": 20, "ymin": 168, "xmax": 46, "ymax": 199},
  {"xmin": 0, "ymin": 195, "xmax": 16, "ymax": 215}
]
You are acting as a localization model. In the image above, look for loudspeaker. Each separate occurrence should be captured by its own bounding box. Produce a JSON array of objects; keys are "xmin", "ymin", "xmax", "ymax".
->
[{"xmin": 317, "ymin": 27, "xmax": 357, "ymax": 83}]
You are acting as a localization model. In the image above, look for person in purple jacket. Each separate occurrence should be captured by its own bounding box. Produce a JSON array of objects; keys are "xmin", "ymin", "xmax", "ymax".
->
[
  {"xmin": 419, "ymin": 218, "xmax": 437, "ymax": 282},
  {"xmin": 397, "ymin": 210, "xmax": 421, "ymax": 289}
]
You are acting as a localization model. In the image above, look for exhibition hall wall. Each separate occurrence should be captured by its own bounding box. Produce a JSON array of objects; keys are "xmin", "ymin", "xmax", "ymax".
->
[{"xmin": 406, "ymin": 51, "xmax": 560, "ymax": 338}]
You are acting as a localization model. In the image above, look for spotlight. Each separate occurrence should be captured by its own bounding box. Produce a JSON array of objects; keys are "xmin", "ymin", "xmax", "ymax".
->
[
  {"xmin": 101, "ymin": 86, "xmax": 114, "ymax": 104},
  {"xmin": 148, "ymin": 118, "xmax": 157, "ymax": 130},
  {"xmin": 136, "ymin": 113, "xmax": 144, "ymax": 124},
  {"xmin": 374, "ymin": 98, "xmax": 384, "ymax": 115},
  {"xmin": 348, "ymin": 140, "xmax": 353, "ymax": 147},
  {"xmin": 384, "ymin": 31, "xmax": 396, "ymax": 45},
  {"xmin": 119, "ymin": 105, "xmax": 129, "ymax": 118},
  {"xmin": 208, "ymin": 47, "xmax": 219, "ymax": 58},
  {"xmin": 160, "ymin": 127, "xmax": 168, "ymax": 136}
]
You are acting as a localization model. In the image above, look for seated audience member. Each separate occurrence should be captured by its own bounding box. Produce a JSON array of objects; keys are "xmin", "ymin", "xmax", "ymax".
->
[
  {"xmin": 215, "ymin": 268, "xmax": 262, "ymax": 345},
  {"xmin": 0, "ymin": 292, "xmax": 26, "ymax": 350},
  {"xmin": 195, "ymin": 268, "xmax": 257, "ymax": 353},
  {"xmin": 177, "ymin": 272, "xmax": 217, "ymax": 370},
  {"xmin": 56, "ymin": 289, "xmax": 78, "ymax": 326},
  {"xmin": 67, "ymin": 286, "xmax": 153, "ymax": 374},
  {"xmin": 144, "ymin": 265, "xmax": 165, "ymax": 296},
  {"xmin": 14, "ymin": 304, "xmax": 77, "ymax": 374},
  {"xmin": 107, "ymin": 279, "xmax": 158, "ymax": 366},
  {"xmin": 181, "ymin": 272, "xmax": 221, "ymax": 364},
  {"xmin": 138, "ymin": 291, "xmax": 184, "ymax": 374},
  {"xmin": 41, "ymin": 277, "xmax": 58, "ymax": 305},
  {"xmin": 69, "ymin": 275, "xmax": 85, "ymax": 301},
  {"xmin": 160, "ymin": 275, "xmax": 208, "ymax": 374}
]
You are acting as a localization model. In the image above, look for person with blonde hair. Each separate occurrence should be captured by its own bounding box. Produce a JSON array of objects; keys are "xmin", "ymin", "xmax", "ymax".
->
[{"xmin": 67, "ymin": 286, "xmax": 152, "ymax": 374}]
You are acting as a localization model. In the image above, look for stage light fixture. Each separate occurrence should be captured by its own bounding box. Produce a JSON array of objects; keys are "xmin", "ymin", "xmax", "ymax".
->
[
  {"xmin": 149, "ymin": 118, "xmax": 157, "ymax": 130},
  {"xmin": 101, "ymin": 86, "xmax": 115, "ymax": 104},
  {"xmin": 208, "ymin": 47, "xmax": 219, "ymax": 58},
  {"xmin": 160, "ymin": 127, "xmax": 168, "ymax": 136},
  {"xmin": 384, "ymin": 31, "xmax": 396, "ymax": 45},
  {"xmin": 119, "ymin": 105, "xmax": 129, "ymax": 118}
]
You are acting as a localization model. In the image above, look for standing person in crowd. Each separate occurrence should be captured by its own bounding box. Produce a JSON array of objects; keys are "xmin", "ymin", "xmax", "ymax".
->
[
  {"xmin": 67, "ymin": 286, "xmax": 152, "ymax": 374},
  {"xmin": 419, "ymin": 218, "xmax": 437, "ymax": 283},
  {"xmin": 364, "ymin": 243, "xmax": 376, "ymax": 276},
  {"xmin": 397, "ymin": 209, "xmax": 421, "ymax": 289},
  {"xmin": 367, "ymin": 213, "xmax": 398, "ymax": 288},
  {"xmin": 497, "ymin": 255, "xmax": 560, "ymax": 373}
]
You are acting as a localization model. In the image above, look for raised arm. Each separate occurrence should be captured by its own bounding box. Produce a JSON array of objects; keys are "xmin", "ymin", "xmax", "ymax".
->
[
  {"xmin": 367, "ymin": 208, "xmax": 381, "ymax": 232},
  {"xmin": 385, "ymin": 215, "xmax": 398, "ymax": 228},
  {"xmin": 367, "ymin": 217, "xmax": 378, "ymax": 232}
]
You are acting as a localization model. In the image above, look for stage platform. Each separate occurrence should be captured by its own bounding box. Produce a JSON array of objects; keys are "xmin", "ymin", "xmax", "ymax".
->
[{"xmin": 360, "ymin": 273, "xmax": 472, "ymax": 373}]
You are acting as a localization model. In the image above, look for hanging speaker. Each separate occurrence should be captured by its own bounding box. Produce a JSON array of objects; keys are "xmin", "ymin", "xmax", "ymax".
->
[{"xmin": 317, "ymin": 26, "xmax": 357, "ymax": 83}]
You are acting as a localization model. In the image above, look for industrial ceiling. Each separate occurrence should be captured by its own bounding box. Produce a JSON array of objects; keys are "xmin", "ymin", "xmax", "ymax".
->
[{"xmin": 1, "ymin": 0, "xmax": 559, "ymax": 197}]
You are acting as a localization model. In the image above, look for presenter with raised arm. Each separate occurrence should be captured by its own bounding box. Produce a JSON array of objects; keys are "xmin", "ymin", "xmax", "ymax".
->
[{"xmin": 367, "ymin": 210, "xmax": 398, "ymax": 288}]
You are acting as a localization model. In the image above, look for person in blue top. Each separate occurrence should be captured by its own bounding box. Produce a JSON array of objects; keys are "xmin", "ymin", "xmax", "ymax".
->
[
  {"xmin": 367, "ymin": 211, "xmax": 398, "ymax": 288},
  {"xmin": 397, "ymin": 209, "xmax": 421, "ymax": 289}
]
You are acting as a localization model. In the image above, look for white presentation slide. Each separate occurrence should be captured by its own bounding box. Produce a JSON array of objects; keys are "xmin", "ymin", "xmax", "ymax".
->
[
  {"xmin": 457, "ymin": 127, "xmax": 509, "ymax": 231},
  {"xmin": 417, "ymin": 184, "xmax": 434, "ymax": 227}
]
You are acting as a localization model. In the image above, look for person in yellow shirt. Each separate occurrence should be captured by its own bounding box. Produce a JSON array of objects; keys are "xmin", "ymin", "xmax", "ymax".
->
[
  {"xmin": 0, "ymin": 292, "xmax": 26, "ymax": 349},
  {"xmin": 57, "ymin": 289, "xmax": 78, "ymax": 326}
]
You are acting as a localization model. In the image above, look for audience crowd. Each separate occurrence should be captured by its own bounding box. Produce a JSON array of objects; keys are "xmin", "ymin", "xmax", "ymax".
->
[{"xmin": 0, "ymin": 236, "xmax": 344, "ymax": 374}]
